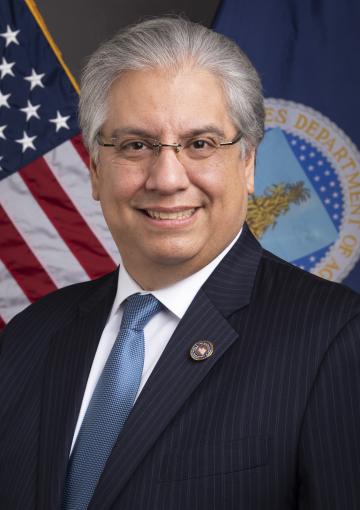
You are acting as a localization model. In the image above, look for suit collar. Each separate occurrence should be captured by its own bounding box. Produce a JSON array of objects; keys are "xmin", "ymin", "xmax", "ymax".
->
[
  {"xmin": 78, "ymin": 268, "xmax": 119, "ymax": 316},
  {"xmin": 202, "ymin": 223, "xmax": 263, "ymax": 316}
]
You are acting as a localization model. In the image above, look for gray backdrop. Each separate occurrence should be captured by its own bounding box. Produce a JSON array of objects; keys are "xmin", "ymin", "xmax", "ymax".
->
[{"xmin": 36, "ymin": 0, "xmax": 221, "ymax": 82}]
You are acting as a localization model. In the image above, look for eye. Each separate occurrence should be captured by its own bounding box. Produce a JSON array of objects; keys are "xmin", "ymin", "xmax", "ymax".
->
[
  {"xmin": 113, "ymin": 139, "xmax": 154, "ymax": 159},
  {"xmin": 185, "ymin": 137, "xmax": 218, "ymax": 159},
  {"xmin": 121, "ymin": 140, "xmax": 149, "ymax": 151},
  {"xmin": 191, "ymin": 139, "xmax": 212, "ymax": 150},
  {"xmin": 111, "ymin": 138, "xmax": 154, "ymax": 161}
]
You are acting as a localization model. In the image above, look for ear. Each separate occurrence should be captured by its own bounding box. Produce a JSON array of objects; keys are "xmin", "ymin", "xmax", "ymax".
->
[
  {"xmin": 89, "ymin": 157, "xmax": 100, "ymax": 201},
  {"xmin": 244, "ymin": 148, "xmax": 255, "ymax": 194}
]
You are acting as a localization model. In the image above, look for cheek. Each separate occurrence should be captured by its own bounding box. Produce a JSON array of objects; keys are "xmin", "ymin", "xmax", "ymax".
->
[
  {"xmin": 190, "ymin": 164, "xmax": 227, "ymax": 202},
  {"xmin": 191, "ymin": 165, "xmax": 244, "ymax": 210},
  {"xmin": 98, "ymin": 168, "xmax": 143, "ymax": 203}
]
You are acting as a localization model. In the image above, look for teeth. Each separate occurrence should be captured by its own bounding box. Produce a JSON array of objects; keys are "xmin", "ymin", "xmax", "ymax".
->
[{"xmin": 146, "ymin": 208, "xmax": 195, "ymax": 220}]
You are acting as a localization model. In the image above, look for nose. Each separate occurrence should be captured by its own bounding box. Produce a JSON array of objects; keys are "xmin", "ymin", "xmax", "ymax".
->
[{"xmin": 144, "ymin": 146, "xmax": 190, "ymax": 194}]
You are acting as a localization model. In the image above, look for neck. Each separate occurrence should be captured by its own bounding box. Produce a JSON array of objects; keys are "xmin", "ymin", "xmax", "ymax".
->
[{"xmin": 120, "ymin": 258, "xmax": 206, "ymax": 291}]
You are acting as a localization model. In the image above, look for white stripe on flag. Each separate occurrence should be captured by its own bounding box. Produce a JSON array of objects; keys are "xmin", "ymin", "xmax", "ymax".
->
[
  {"xmin": 44, "ymin": 140, "xmax": 119, "ymax": 264},
  {"xmin": 0, "ymin": 258, "xmax": 31, "ymax": 322},
  {"xmin": 0, "ymin": 171, "xmax": 90, "ymax": 288}
]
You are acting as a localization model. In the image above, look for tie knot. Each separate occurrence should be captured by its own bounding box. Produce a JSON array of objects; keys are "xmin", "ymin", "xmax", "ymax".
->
[{"xmin": 121, "ymin": 293, "xmax": 163, "ymax": 331}]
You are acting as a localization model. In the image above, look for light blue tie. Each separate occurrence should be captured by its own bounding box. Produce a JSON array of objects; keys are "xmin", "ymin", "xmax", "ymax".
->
[{"xmin": 62, "ymin": 293, "xmax": 162, "ymax": 510}]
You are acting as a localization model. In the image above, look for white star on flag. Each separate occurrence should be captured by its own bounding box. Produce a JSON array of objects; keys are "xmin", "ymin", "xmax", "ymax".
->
[
  {"xmin": 15, "ymin": 131, "xmax": 37, "ymax": 152},
  {"xmin": 0, "ymin": 125, "xmax": 6, "ymax": 139},
  {"xmin": 0, "ymin": 25, "xmax": 20, "ymax": 46},
  {"xmin": 24, "ymin": 68, "xmax": 45, "ymax": 90},
  {"xmin": 20, "ymin": 100, "xmax": 41, "ymax": 121},
  {"xmin": 0, "ymin": 57, "xmax": 15, "ymax": 78},
  {"xmin": 0, "ymin": 91, "xmax": 10, "ymax": 108},
  {"xmin": 50, "ymin": 110, "xmax": 70, "ymax": 131}
]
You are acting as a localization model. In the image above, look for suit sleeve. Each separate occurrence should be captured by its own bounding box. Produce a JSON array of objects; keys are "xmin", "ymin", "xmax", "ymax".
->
[{"xmin": 298, "ymin": 313, "xmax": 360, "ymax": 509}]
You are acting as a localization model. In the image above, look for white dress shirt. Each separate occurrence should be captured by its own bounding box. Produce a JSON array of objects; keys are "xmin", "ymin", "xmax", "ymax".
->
[{"xmin": 71, "ymin": 230, "xmax": 241, "ymax": 452}]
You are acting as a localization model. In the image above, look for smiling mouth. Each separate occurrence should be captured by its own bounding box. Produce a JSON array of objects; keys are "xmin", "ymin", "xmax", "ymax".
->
[{"xmin": 142, "ymin": 208, "xmax": 197, "ymax": 220}]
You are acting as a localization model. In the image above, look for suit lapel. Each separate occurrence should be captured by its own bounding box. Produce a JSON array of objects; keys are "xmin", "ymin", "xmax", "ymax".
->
[
  {"xmin": 37, "ymin": 271, "xmax": 118, "ymax": 510},
  {"xmin": 89, "ymin": 225, "xmax": 263, "ymax": 510}
]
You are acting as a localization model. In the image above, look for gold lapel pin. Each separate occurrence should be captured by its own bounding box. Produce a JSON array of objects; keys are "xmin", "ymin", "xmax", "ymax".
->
[{"xmin": 190, "ymin": 341, "xmax": 214, "ymax": 361}]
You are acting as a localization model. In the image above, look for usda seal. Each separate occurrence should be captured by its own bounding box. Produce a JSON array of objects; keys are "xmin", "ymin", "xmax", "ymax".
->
[{"xmin": 249, "ymin": 98, "xmax": 360, "ymax": 282}]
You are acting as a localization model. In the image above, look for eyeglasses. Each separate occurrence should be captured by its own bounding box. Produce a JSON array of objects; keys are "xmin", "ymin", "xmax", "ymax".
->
[{"xmin": 96, "ymin": 131, "xmax": 243, "ymax": 166}]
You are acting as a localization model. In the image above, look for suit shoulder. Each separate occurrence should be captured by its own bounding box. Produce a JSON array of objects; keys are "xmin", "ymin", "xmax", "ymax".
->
[
  {"xmin": 2, "ymin": 270, "xmax": 118, "ymax": 338},
  {"xmin": 255, "ymin": 248, "xmax": 360, "ymax": 324}
]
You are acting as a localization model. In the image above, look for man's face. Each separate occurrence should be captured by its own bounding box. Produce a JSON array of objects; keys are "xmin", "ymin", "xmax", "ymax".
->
[{"xmin": 90, "ymin": 67, "xmax": 255, "ymax": 287}]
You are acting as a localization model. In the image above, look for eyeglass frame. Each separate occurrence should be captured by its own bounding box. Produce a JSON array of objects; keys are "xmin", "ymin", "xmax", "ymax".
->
[{"xmin": 95, "ymin": 131, "xmax": 244, "ymax": 158}]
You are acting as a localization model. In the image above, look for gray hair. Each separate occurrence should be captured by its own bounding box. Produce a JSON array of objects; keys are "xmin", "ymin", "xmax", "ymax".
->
[{"xmin": 79, "ymin": 17, "xmax": 265, "ymax": 161}]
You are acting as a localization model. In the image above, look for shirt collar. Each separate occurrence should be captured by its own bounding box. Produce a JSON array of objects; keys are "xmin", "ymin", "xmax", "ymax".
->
[{"xmin": 109, "ymin": 229, "xmax": 242, "ymax": 321}]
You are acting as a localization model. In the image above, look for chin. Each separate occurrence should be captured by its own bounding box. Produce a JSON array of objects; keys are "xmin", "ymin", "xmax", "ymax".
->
[
  {"xmin": 148, "ymin": 249, "xmax": 197, "ymax": 267},
  {"xmin": 147, "ymin": 238, "xmax": 204, "ymax": 265}
]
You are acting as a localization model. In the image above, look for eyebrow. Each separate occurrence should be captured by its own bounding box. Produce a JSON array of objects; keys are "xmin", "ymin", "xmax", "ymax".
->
[
  {"xmin": 108, "ymin": 125, "xmax": 226, "ymax": 140},
  {"xmin": 181, "ymin": 126, "xmax": 226, "ymax": 139},
  {"xmin": 110, "ymin": 127, "xmax": 157, "ymax": 139}
]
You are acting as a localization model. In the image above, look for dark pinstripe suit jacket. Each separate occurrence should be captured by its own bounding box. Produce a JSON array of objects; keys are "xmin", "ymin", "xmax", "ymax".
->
[{"xmin": 1, "ymin": 225, "xmax": 360, "ymax": 509}]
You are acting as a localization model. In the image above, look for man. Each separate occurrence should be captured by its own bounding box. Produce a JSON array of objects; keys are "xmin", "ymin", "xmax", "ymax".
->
[{"xmin": 1, "ymin": 17, "xmax": 359, "ymax": 510}]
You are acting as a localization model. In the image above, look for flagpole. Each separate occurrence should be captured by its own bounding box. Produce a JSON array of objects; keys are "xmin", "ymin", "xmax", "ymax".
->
[{"xmin": 24, "ymin": 0, "xmax": 80, "ymax": 94}]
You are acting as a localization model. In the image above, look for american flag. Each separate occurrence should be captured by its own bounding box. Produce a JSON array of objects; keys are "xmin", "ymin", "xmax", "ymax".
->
[{"xmin": 0, "ymin": 0, "xmax": 118, "ymax": 328}]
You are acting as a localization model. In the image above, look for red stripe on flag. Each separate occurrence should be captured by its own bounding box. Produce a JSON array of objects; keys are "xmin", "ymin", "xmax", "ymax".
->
[
  {"xmin": 0, "ymin": 205, "xmax": 58, "ymax": 301},
  {"xmin": 0, "ymin": 315, "xmax": 6, "ymax": 330},
  {"xmin": 20, "ymin": 158, "xmax": 117, "ymax": 279},
  {"xmin": 71, "ymin": 133, "xmax": 90, "ymax": 169}
]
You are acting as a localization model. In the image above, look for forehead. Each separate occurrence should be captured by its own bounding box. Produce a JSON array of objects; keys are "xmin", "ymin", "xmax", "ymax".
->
[{"xmin": 103, "ymin": 67, "xmax": 234, "ymax": 135}]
